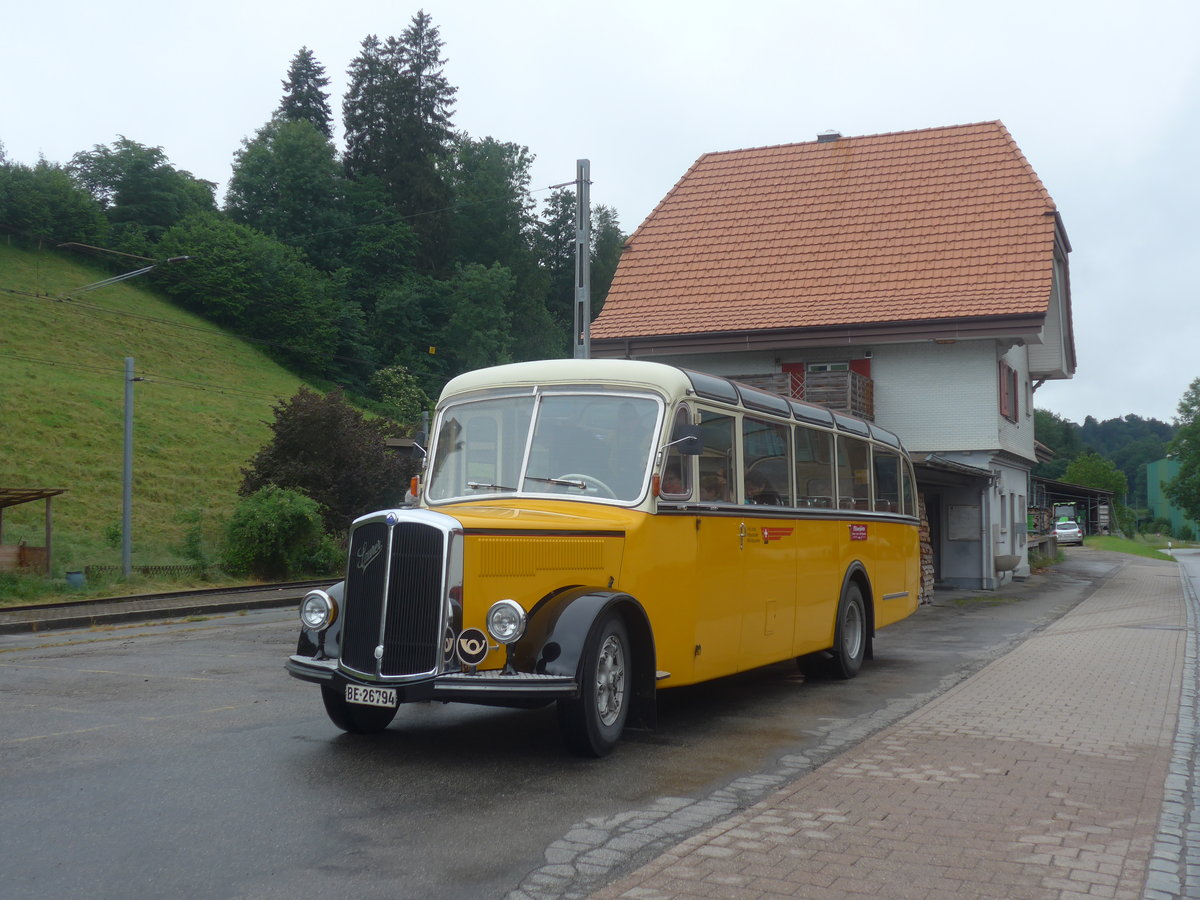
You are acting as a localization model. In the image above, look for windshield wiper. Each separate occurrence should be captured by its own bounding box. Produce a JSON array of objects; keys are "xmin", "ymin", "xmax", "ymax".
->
[
  {"xmin": 524, "ymin": 475, "xmax": 587, "ymax": 489},
  {"xmin": 466, "ymin": 481, "xmax": 516, "ymax": 492}
]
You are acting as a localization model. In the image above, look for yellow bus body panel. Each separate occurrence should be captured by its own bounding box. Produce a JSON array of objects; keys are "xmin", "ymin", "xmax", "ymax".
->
[{"xmin": 440, "ymin": 498, "xmax": 919, "ymax": 688}]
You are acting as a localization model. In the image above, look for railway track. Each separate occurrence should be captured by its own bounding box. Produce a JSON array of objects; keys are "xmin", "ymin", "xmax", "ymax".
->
[{"xmin": 0, "ymin": 579, "xmax": 335, "ymax": 634}]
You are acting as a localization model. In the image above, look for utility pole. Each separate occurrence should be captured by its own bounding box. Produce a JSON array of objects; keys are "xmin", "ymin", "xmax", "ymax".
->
[
  {"xmin": 122, "ymin": 357, "xmax": 144, "ymax": 577},
  {"xmin": 573, "ymin": 159, "xmax": 592, "ymax": 359}
]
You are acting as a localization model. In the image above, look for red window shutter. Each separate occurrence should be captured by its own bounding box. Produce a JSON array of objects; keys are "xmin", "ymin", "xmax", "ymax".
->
[{"xmin": 999, "ymin": 362, "xmax": 1011, "ymax": 419}]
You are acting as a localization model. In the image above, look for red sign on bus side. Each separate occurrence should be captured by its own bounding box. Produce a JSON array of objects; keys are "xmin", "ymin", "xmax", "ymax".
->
[{"xmin": 850, "ymin": 524, "xmax": 868, "ymax": 541}]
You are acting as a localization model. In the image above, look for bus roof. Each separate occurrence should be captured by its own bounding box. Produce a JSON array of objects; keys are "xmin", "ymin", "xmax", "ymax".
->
[{"xmin": 439, "ymin": 359, "xmax": 900, "ymax": 447}]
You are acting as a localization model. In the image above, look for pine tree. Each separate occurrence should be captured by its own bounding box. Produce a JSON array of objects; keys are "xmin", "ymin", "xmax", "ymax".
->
[
  {"xmin": 342, "ymin": 12, "xmax": 458, "ymax": 272},
  {"xmin": 278, "ymin": 47, "xmax": 333, "ymax": 138}
]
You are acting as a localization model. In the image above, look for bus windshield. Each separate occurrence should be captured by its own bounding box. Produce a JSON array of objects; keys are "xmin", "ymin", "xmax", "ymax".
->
[{"xmin": 426, "ymin": 390, "xmax": 662, "ymax": 504}]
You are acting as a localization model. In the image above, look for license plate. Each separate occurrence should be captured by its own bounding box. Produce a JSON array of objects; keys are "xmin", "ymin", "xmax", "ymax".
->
[{"xmin": 345, "ymin": 684, "xmax": 397, "ymax": 708}]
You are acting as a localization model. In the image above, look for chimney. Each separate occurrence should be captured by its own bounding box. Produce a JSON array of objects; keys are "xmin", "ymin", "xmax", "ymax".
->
[{"xmin": 817, "ymin": 130, "xmax": 842, "ymax": 143}]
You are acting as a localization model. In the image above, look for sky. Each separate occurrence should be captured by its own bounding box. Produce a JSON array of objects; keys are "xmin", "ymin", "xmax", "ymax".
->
[{"xmin": 3, "ymin": 0, "xmax": 1198, "ymax": 425}]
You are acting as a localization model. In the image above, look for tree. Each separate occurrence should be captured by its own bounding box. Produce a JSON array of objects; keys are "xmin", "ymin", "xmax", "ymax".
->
[
  {"xmin": 440, "ymin": 263, "xmax": 515, "ymax": 376},
  {"xmin": 225, "ymin": 117, "xmax": 348, "ymax": 270},
  {"xmin": 448, "ymin": 134, "xmax": 561, "ymax": 359},
  {"xmin": 448, "ymin": 134, "xmax": 537, "ymax": 270},
  {"xmin": 590, "ymin": 204, "xmax": 625, "ymax": 313},
  {"xmin": 277, "ymin": 47, "xmax": 333, "ymax": 138},
  {"xmin": 1033, "ymin": 408, "xmax": 1085, "ymax": 479},
  {"xmin": 536, "ymin": 188, "xmax": 578, "ymax": 332},
  {"xmin": 1175, "ymin": 378, "xmax": 1200, "ymax": 427},
  {"xmin": 240, "ymin": 387, "xmax": 416, "ymax": 534},
  {"xmin": 1063, "ymin": 451, "xmax": 1128, "ymax": 499},
  {"xmin": 369, "ymin": 364, "xmax": 430, "ymax": 428},
  {"xmin": 367, "ymin": 272, "xmax": 447, "ymax": 396},
  {"xmin": 0, "ymin": 158, "xmax": 107, "ymax": 245},
  {"xmin": 535, "ymin": 189, "xmax": 624, "ymax": 339},
  {"xmin": 68, "ymin": 137, "xmax": 215, "ymax": 243},
  {"xmin": 342, "ymin": 12, "xmax": 458, "ymax": 272},
  {"xmin": 1167, "ymin": 377, "xmax": 1200, "ymax": 523},
  {"xmin": 152, "ymin": 213, "xmax": 344, "ymax": 375}
]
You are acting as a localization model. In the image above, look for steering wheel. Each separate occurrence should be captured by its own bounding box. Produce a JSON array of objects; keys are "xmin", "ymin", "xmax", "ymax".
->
[{"xmin": 556, "ymin": 473, "xmax": 617, "ymax": 499}]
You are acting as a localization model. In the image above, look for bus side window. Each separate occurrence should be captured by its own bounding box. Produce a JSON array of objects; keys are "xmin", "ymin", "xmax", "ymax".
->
[
  {"xmin": 795, "ymin": 425, "xmax": 834, "ymax": 508},
  {"xmin": 836, "ymin": 436, "xmax": 872, "ymax": 510},
  {"xmin": 742, "ymin": 417, "xmax": 790, "ymax": 505},
  {"xmin": 872, "ymin": 448, "xmax": 901, "ymax": 512},
  {"xmin": 698, "ymin": 410, "xmax": 734, "ymax": 502},
  {"xmin": 660, "ymin": 406, "xmax": 693, "ymax": 498},
  {"xmin": 902, "ymin": 459, "xmax": 917, "ymax": 516}
]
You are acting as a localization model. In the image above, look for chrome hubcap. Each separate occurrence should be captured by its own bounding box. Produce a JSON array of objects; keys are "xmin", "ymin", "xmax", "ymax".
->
[
  {"xmin": 595, "ymin": 634, "xmax": 626, "ymax": 727},
  {"xmin": 843, "ymin": 601, "xmax": 863, "ymax": 658}
]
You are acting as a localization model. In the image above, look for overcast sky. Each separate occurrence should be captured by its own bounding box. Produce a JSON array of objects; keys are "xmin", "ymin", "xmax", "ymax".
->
[{"xmin": 4, "ymin": 0, "xmax": 1197, "ymax": 424}]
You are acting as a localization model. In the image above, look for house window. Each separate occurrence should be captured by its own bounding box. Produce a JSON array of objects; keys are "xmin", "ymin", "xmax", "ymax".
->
[{"xmin": 999, "ymin": 361, "xmax": 1019, "ymax": 423}]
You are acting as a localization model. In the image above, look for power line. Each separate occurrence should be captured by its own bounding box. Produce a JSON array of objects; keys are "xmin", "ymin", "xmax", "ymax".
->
[
  {"xmin": 0, "ymin": 286, "xmax": 381, "ymax": 371},
  {"xmin": 0, "ymin": 350, "xmax": 290, "ymax": 403}
]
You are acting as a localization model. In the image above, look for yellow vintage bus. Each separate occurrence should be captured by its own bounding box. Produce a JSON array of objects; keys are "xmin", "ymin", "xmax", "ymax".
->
[{"xmin": 287, "ymin": 359, "xmax": 921, "ymax": 756}]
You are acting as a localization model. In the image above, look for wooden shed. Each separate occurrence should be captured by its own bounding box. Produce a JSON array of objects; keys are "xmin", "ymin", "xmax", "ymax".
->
[{"xmin": 0, "ymin": 488, "xmax": 67, "ymax": 576}]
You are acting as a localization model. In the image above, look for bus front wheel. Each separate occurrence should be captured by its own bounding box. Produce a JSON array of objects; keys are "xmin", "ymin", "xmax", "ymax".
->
[
  {"xmin": 828, "ymin": 581, "xmax": 867, "ymax": 680},
  {"xmin": 558, "ymin": 612, "xmax": 630, "ymax": 757}
]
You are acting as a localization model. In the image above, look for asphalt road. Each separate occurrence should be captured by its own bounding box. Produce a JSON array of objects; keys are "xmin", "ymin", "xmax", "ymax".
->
[{"xmin": 0, "ymin": 551, "xmax": 1117, "ymax": 899}]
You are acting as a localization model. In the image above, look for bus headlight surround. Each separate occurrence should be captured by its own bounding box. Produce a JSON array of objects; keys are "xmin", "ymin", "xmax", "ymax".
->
[
  {"xmin": 486, "ymin": 599, "xmax": 526, "ymax": 644},
  {"xmin": 300, "ymin": 589, "xmax": 337, "ymax": 630}
]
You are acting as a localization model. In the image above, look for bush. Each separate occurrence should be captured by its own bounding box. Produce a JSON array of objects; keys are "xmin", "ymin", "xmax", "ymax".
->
[
  {"xmin": 1178, "ymin": 525, "xmax": 1196, "ymax": 542},
  {"xmin": 220, "ymin": 485, "xmax": 337, "ymax": 581},
  {"xmin": 240, "ymin": 387, "xmax": 416, "ymax": 534}
]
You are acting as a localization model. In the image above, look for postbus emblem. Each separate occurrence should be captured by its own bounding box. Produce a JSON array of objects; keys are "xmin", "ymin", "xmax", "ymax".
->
[{"xmin": 456, "ymin": 628, "xmax": 489, "ymax": 665}]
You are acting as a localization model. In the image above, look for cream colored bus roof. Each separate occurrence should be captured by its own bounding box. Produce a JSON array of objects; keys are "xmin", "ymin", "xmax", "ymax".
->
[{"xmin": 439, "ymin": 359, "xmax": 694, "ymax": 402}]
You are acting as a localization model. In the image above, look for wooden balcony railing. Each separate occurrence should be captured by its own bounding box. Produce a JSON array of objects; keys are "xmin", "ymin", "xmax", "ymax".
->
[
  {"xmin": 730, "ymin": 371, "xmax": 875, "ymax": 421},
  {"xmin": 801, "ymin": 371, "xmax": 875, "ymax": 421}
]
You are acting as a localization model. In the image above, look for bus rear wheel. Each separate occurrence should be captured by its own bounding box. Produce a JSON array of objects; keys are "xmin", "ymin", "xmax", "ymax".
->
[
  {"xmin": 828, "ymin": 581, "xmax": 867, "ymax": 680},
  {"xmin": 558, "ymin": 612, "xmax": 630, "ymax": 757},
  {"xmin": 321, "ymin": 685, "xmax": 398, "ymax": 734}
]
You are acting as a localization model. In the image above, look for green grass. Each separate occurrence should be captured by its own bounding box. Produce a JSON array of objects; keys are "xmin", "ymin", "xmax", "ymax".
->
[
  {"xmin": 0, "ymin": 240, "xmax": 309, "ymax": 586},
  {"xmin": 1085, "ymin": 534, "xmax": 1177, "ymax": 562}
]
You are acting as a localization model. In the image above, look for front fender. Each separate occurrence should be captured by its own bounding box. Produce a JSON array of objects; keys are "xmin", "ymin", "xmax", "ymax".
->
[
  {"xmin": 296, "ymin": 581, "xmax": 346, "ymax": 659},
  {"xmin": 509, "ymin": 586, "xmax": 657, "ymax": 730}
]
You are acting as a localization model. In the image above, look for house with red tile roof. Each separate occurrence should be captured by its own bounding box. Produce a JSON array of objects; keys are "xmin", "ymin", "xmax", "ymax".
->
[{"xmin": 591, "ymin": 121, "xmax": 1076, "ymax": 589}]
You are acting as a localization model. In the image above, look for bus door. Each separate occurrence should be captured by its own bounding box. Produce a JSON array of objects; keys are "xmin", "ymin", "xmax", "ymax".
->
[
  {"xmin": 792, "ymin": 425, "xmax": 842, "ymax": 655},
  {"xmin": 738, "ymin": 417, "xmax": 797, "ymax": 670},
  {"xmin": 692, "ymin": 410, "xmax": 744, "ymax": 681}
]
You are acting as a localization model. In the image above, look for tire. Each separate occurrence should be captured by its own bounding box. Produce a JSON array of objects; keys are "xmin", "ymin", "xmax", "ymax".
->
[
  {"xmin": 321, "ymin": 685, "xmax": 398, "ymax": 734},
  {"xmin": 827, "ymin": 581, "xmax": 867, "ymax": 680},
  {"xmin": 558, "ymin": 612, "xmax": 630, "ymax": 757}
]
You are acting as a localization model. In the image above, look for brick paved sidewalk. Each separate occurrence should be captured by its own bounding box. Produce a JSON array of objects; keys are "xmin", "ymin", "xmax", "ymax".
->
[{"xmin": 591, "ymin": 559, "xmax": 1187, "ymax": 900}]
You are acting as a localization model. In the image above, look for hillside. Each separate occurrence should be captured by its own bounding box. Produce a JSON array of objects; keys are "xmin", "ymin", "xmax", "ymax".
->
[{"xmin": 0, "ymin": 241, "xmax": 309, "ymax": 575}]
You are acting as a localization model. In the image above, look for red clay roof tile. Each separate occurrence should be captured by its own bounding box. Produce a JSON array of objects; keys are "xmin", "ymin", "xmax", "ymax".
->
[{"xmin": 592, "ymin": 121, "xmax": 1059, "ymax": 341}]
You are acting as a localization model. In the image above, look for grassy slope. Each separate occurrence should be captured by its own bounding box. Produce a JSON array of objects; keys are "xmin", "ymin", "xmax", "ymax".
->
[{"xmin": 0, "ymin": 241, "xmax": 307, "ymax": 575}]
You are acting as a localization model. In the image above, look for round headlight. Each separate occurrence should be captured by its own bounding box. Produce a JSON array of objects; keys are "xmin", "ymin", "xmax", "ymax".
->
[
  {"xmin": 300, "ymin": 590, "xmax": 336, "ymax": 630},
  {"xmin": 485, "ymin": 599, "xmax": 526, "ymax": 644}
]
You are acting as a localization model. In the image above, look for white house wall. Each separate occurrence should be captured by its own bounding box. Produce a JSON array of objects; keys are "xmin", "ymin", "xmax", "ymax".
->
[
  {"xmin": 1027, "ymin": 256, "xmax": 1071, "ymax": 380},
  {"xmin": 871, "ymin": 342, "xmax": 999, "ymax": 453}
]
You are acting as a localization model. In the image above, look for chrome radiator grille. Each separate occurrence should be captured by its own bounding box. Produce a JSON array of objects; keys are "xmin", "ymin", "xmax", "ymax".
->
[{"xmin": 341, "ymin": 518, "xmax": 445, "ymax": 679}]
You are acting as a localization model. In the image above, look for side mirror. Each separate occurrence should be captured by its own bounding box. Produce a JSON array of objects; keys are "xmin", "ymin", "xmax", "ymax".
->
[
  {"xmin": 669, "ymin": 424, "xmax": 703, "ymax": 456},
  {"xmin": 412, "ymin": 431, "xmax": 428, "ymax": 459}
]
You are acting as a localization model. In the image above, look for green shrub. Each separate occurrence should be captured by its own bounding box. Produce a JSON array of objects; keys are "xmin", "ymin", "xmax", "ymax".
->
[{"xmin": 220, "ymin": 485, "xmax": 333, "ymax": 581}]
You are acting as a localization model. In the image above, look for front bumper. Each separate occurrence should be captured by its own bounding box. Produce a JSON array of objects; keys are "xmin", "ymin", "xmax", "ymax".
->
[{"xmin": 286, "ymin": 655, "xmax": 578, "ymax": 703}]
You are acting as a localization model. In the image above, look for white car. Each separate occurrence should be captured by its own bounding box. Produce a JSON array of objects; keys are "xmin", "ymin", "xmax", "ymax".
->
[{"xmin": 1054, "ymin": 521, "xmax": 1083, "ymax": 545}]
